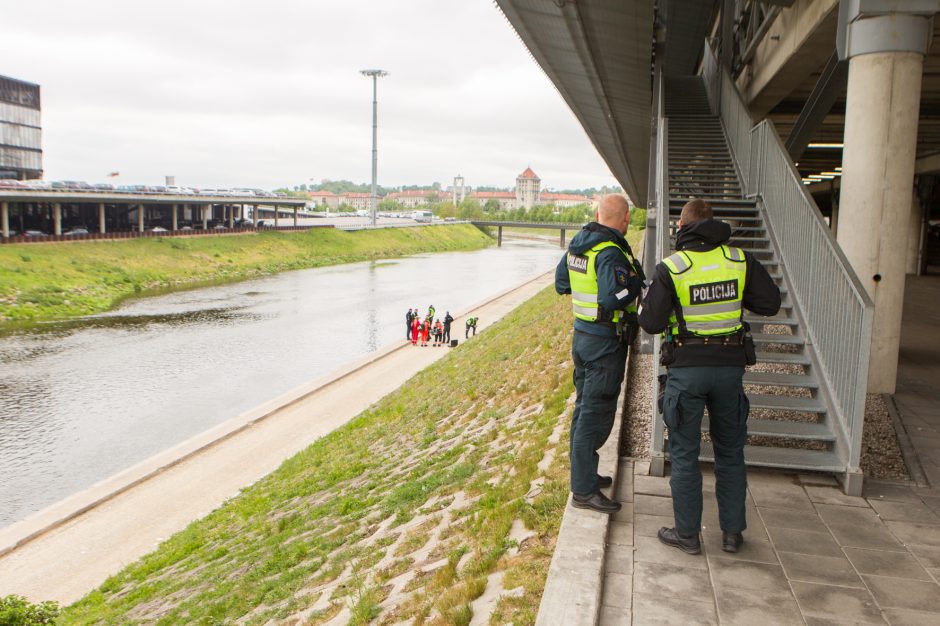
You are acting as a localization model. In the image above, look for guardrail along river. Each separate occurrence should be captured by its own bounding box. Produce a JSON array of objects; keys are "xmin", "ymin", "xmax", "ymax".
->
[{"xmin": 0, "ymin": 240, "xmax": 561, "ymax": 526}]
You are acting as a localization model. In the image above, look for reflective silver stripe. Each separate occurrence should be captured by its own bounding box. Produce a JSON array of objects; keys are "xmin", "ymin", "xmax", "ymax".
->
[
  {"xmin": 615, "ymin": 288, "xmax": 630, "ymax": 300},
  {"xmin": 573, "ymin": 304, "xmax": 597, "ymax": 317},
  {"xmin": 686, "ymin": 319, "xmax": 741, "ymax": 331},
  {"xmin": 572, "ymin": 291, "xmax": 598, "ymax": 303},
  {"xmin": 683, "ymin": 301, "xmax": 742, "ymax": 315},
  {"xmin": 666, "ymin": 252, "xmax": 690, "ymax": 272},
  {"xmin": 725, "ymin": 246, "xmax": 744, "ymax": 262}
]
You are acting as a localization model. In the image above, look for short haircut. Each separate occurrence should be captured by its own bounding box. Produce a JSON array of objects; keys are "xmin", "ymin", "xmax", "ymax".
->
[{"xmin": 680, "ymin": 198, "xmax": 713, "ymax": 224}]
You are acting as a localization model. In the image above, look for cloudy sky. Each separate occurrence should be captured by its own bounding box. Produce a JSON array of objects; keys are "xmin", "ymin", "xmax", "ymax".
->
[{"xmin": 1, "ymin": 1, "xmax": 619, "ymax": 191}]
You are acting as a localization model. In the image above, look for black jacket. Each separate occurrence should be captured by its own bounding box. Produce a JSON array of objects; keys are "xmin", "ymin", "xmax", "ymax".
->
[
  {"xmin": 555, "ymin": 222, "xmax": 644, "ymax": 337},
  {"xmin": 443, "ymin": 313, "xmax": 453, "ymax": 329},
  {"xmin": 638, "ymin": 219, "xmax": 781, "ymax": 366}
]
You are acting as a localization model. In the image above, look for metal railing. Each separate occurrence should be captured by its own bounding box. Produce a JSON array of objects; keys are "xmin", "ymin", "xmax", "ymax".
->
[{"xmin": 701, "ymin": 41, "xmax": 874, "ymax": 472}]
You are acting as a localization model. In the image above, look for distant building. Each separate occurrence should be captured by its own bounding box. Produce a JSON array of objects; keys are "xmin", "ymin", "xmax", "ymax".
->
[
  {"xmin": 307, "ymin": 190, "xmax": 342, "ymax": 209},
  {"xmin": 385, "ymin": 189, "xmax": 447, "ymax": 209},
  {"xmin": 541, "ymin": 191, "xmax": 591, "ymax": 208},
  {"xmin": 0, "ymin": 74, "xmax": 42, "ymax": 180},
  {"xmin": 516, "ymin": 167, "xmax": 541, "ymax": 209},
  {"xmin": 340, "ymin": 192, "xmax": 373, "ymax": 211},
  {"xmin": 452, "ymin": 175, "xmax": 467, "ymax": 205},
  {"xmin": 471, "ymin": 190, "xmax": 517, "ymax": 210}
]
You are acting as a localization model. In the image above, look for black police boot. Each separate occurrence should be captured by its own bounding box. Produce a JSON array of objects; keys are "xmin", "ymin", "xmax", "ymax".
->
[
  {"xmin": 657, "ymin": 527, "xmax": 702, "ymax": 554},
  {"xmin": 571, "ymin": 491, "xmax": 621, "ymax": 514},
  {"xmin": 722, "ymin": 531, "xmax": 744, "ymax": 553},
  {"xmin": 597, "ymin": 475, "xmax": 613, "ymax": 489}
]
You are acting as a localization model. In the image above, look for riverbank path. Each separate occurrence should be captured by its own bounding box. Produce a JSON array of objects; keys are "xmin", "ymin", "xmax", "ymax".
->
[{"xmin": 0, "ymin": 272, "xmax": 554, "ymax": 604}]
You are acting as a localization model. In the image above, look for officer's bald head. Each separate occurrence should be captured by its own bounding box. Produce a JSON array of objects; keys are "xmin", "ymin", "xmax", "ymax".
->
[
  {"xmin": 679, "ymin": 198, "xmax": 713, "ymax": 227},
  {"xmin": 596, "ymin": 194, "xmax": 630, "ymax": 234}
]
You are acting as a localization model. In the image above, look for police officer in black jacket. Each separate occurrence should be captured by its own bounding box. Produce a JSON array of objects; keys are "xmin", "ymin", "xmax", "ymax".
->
[{"xmin": 638, "ymin": 199, "xmax": 780, "ymax": 554}]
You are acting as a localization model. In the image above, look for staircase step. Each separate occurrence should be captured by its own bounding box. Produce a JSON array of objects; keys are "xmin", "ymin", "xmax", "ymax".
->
[
  {"xmin": 752, "ymin": 333, "xmax": 804, "ymax": 345},
  {"xmin": 756, "ymin": 351, "xmax": 811, "ymax": 365},
  {"xmin": 745, "ymin": 315, "xmax": 798, "ymax": 326},
  {"xmin": 743, "ymin": 371, "xmax": 819, "ymax": 388},
  {"xmin": 748, "ymin": 393, "xmax": 826, "ymax": 413},
  {"xmin": 701, "ymin": 417, "xmax": 834, "ymax": 441},
  {"xmin": 696, "ymin": 443, "xmax": 844, "ymax": 472}
]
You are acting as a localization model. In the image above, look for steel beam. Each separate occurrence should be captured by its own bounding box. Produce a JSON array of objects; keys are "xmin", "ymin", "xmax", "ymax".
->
[{"xmin": 785, "ymin": 51, "xmax": 848, "ymax": 161}]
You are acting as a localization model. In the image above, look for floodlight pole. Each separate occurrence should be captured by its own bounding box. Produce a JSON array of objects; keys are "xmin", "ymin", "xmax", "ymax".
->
[{"xmin": 360, "ymin": 69, "xmax": 388, "ymax": 228}]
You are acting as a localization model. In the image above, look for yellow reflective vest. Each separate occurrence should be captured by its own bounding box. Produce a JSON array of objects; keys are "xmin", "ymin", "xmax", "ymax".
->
[
  {"xmin": 662, "ymin": 245, "xmax": 746, "ymax": 336},
  {"xmin": 567, "ymin": 241, "xmax": 638, "ymax": 323}
]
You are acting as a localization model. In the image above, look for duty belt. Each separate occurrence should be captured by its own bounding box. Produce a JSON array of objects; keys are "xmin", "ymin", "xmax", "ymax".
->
[{"xmin": 674, "ymin": 333, "xmax": 742, "ymax": 347}]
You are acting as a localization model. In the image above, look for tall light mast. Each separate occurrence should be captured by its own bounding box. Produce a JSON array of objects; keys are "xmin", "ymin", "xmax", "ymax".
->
[{"xmin": 360, "ymin": 69, "xmax": 388, "ymax": 228}]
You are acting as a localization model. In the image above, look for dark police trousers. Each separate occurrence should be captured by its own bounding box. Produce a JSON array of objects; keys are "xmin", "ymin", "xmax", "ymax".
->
[
  {"xmin": 570, "ymin": 330, "xmax": 627, "ymax": 495},
  {"xmin": 662, "ymin": 366, "xmax": 749, "ymax": 536}
]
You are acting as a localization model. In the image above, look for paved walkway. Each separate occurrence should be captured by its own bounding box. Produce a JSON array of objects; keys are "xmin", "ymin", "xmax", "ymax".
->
[{"xmin": 594, "ymin": 274, "xmax": 940, "ymax": 625}]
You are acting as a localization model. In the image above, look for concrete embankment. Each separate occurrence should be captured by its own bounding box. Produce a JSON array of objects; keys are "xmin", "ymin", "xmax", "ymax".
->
[{"xmin": 0, "ymin": 271, "xmax": 552, "ymax": 604}]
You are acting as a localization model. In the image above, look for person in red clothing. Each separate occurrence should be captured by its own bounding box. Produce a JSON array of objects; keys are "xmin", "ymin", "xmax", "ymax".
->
[
  {"xmin": 433, "ymin": 319, "xmax": 444, "ymax": 346},
  {"xmin": 411, "ymin": 315, "xmax": 421, "ymax": 345},
  {"xmin": 421, "ymin": 318, "xmax": 431, "ymax": 346}
]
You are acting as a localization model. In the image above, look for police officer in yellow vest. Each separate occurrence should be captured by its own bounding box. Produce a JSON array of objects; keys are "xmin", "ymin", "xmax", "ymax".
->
[
  {"xmin": 555, "ymin": 194, "xmax": 644, "ymax": 513},
  {"xmin": 639, "ymin": 199, "xmax": 780, "ymax": 554}
]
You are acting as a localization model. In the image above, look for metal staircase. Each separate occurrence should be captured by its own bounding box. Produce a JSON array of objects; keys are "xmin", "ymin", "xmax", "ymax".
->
[{"xmin": 650, "ymin": 76, "xmax": 848, "ymax": 478}]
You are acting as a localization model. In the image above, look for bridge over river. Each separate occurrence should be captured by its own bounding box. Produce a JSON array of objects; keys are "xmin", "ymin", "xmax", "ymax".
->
[{"xmin": 470, "ymin": 220, "xmax": 584, "ymax": 247}]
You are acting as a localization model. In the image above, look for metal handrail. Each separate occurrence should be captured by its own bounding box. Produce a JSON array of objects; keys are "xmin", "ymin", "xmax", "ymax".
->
[
  {"xmin": 649, "ymin": 67, "xmax": 669, "ymax": 464},
  {"xmin": 700, "ymin": 41, "xmax": 874, "ymax": 471}
]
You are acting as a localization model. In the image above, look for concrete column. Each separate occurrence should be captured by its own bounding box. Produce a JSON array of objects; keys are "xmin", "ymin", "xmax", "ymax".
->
[
  {"xmin": 98, "ymin": 203, "xmax": 106, "ymax": 234},
  {"xmin": 837, "ymin": 51, "xmax": 924, "ymax": 393},
  {"xmin": 203, "ymin": 205, "xmax": 209, "ymax": 229},
  {"xmin": 497, "ymin": 225, "xmax": 503, "ymax": 247},
  {"xmin": 293, "ymin": 207, "xmax": 298, "ymax": 227},
  {"xmin": 1, "ymin": 202, "xmax": 8, "ymax": 238},
  {"xmin": 906, "ymin": 190, "xmax": 925, "ymax": 275},
  {"xmin": 560, "ymin": 228, "xmax": 566, "ymax": 248},
  {"xmin": 138, "ymin": 204, "xmax": 145, "ymax": 232},
  {"xmin": 274, "ymin": 205, "xmax": 279, "ymax": 227},
  {"xmin": 172, "ymin": 204, "xmax": 178, "ymax": 231},
  {"xmin": 227, "ymin": 205, "xmax": 234, "ymax": 228},
  {"xmin": 53, "ymin": 203, "xmax": 62, "ymax": 235}
]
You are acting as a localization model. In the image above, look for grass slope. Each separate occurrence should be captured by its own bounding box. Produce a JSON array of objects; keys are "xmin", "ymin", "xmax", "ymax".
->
[
  {"xmin": 0, "ymin": 225, "xmax": 492, "ymax": 325},
  {"xmin": 61, "ymin": 285, "xmax": 575, "ymax": 626}
]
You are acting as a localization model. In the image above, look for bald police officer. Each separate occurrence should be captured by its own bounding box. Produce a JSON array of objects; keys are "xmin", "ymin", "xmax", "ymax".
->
[
  {"xmin": 555, "ymin": 194, "xmax": 644, "ymax": 513},
  {"xmin": 639, "ymin": 199, "xmax": 780, "ymax": 553}
]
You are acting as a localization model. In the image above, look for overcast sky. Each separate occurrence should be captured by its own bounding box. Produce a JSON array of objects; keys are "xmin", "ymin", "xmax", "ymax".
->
[{"xmin": 1, "ymin": 1, "xmax": 619, "ymax": 191}]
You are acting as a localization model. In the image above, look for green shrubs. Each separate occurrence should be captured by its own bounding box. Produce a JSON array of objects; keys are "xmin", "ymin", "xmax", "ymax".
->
[{"xmin": 0, "ymin": 595, "xmax": 60, "ymax": 626}]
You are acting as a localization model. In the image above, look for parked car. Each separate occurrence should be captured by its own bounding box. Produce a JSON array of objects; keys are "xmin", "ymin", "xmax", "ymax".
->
[
  {"xmin": 93, "ymin": 183, "xmax": 115, "ymax": 191},
  {"xmin": 64, "ymin": 227, "xmax": 90, "ymax": 236},
  {"xmin": 150, "ymin": 186, "xmax": 168, "ymax": 194},
  {"xmin": 24, "ymin": 229, "xmax": 48, "ymax": 237},
  {"xmin": 149, "ymin": 226, "xmax": 169, "ymax": 232}
]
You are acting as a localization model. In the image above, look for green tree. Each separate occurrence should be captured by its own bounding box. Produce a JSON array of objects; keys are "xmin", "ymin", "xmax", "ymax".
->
[
  {"xmin": 457, "ymin": 198, "xmax": 483, "ymax": 220},
  {"xmin": 483, "ymin": 199, "xmax": 500, "ymax": 213}
]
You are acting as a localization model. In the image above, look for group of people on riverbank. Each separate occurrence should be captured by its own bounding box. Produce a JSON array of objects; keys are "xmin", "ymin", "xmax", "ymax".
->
[{"xmin": 405, "ymin": 307, "xmax": 480, "ymax": 347}]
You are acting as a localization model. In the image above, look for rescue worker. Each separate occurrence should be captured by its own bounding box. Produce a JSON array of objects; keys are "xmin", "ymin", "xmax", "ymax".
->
[
  {"xmin": 555, "ymin": 194, "xmax": 644, "ymax": 514},
  {"xmin": 465, "ymin": 317, "xmax": 478, "ymax": 338},
  {"xmin": 638, "ymin": 198, "xmax": 781, "ymax": 554},
  {"xmin": 411, "ymin": 315, "xmax": 421, "ymax": 346},
  {"xmin": 434, "ymin": 319, "xmax": 444, "ymax": 346},
  {"xmin": 421, "ymin": 318, "xmax": 431, "ymax": 346},
  {"xmin": 443, "ymin": 311, "xmax": 454, "ymax": 344},
  {"xmin": 406, "ymin": 308, "xmax": 414, "ymax": 340},
  {"xmin": 428, "ymin": 304, "xmax": 436, "ymax": 323}
]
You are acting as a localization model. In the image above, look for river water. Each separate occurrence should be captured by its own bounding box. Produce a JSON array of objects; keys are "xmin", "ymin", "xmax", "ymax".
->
[{"xmin": 0, "ymin": 240, "xmax": 562, "ymax": 526}]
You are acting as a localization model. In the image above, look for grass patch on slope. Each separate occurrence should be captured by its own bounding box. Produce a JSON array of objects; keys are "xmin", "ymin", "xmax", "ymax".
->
[
  {"xmin": 60, "ymin": 285, "xmax": 575, "ymax": 625},
  {"xmin": 0, "ymin": 225, "xmax": 492, "ymax": 326}
]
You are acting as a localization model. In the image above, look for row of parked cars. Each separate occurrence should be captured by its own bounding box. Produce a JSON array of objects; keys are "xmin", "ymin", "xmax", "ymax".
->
[
  {"xmin": 0, "ymin": 179, "xmax": 284, "ymax": 198},
  {"xmin": 3, "ymin": 218, "xmax": 276, "ymax": 239}
]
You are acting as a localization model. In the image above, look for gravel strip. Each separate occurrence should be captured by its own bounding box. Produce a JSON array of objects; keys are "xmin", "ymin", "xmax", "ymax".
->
[{"xmin": 621, "ymin": 350, "xmax": 653, "ymax": 459}]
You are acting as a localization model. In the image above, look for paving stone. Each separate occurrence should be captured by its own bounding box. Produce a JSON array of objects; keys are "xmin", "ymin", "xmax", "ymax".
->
[
  {"xmin": 633, "ymin": 534, "xmax": 707, "ymax": 570},
  {"xmin": 844, "ymin": 547, "xmax": 932, "ymax": 580},
  {"xmin": 709, "ymin": 558, "xmax": 788, "ymax": 591},
  {"xmin": 803, "ymin": 617, "xmax": 887, "ymax": 626},
  {"xmin": 599, "ymin": 604, "xmax": 631, "ymax": 626},
  {"xmin": 883, "ymin": 608, "xmax": 940, "ymax": 626},
  {"xmin": 869, "ymin": 499, "xmax": 940, "ymax": 524},
  {"xmin": 713, "ymin": 586, "xmax": 803, "ymax": 626},
  {"xmin": 886, "ymin": 521, "xmax": 940, "ymax": 548},
  {"xmin": 919, "ymin": 495, "xmax": 940, "ymax": 515},
  {"xmin": 758, "ymin": 505, "xmax": 830, "ymax": 532},
  {"xmin": 633, "ymin": 494, "xmax": 674, "ymax": 517},
  {"xmin": 612, "ymin": 502, "xmax": 635, "ymax": 523},
  {"xmin": 790, "ymin": 581, "xmax": 882, "ymax": 624},
  {"xmin": 804, "ymin": 485, "xmax": 870, "ymax": 507},
  {"xmin": 632, "ymin": 561, "xmax": 713, "ymax": 601},
  {"xmin": 633, "ymin": 475, "xmax": 672, "ymax": 497},
  {"xmin": 703, "ymin": 534, "xmax": 778, "ymax": 564},
  {"xmin": 748, "ymin": 480, "xmax": 814, "ymax": 511},
  {"xmin": 766, "ymin": 526, "xmax": 843, "ymax": 557},
  {"xmin": 816, "ymin": 503, "xmax": 883, "ymax": 527},
  {"xmin": 605, "ymin": 548, "xmax": 634, "ymax": 575},
  {"xmin": 701, "ymin": 502, "xmax": 767, "ymax": 539},
  {"xmin": 633, "ymin": 514, "xmax": 672, "ymax": 538},
  {"xmin": 863, "ymin": 575, "xmax": 940, "ymax": 612},
  {"xmin": 798, "ymin": 473, "xmax": 839, "ymax": 487},
  {"xmin": 602, "ymin": 572, "xmax": 632, "ymax": 609},
  {"xmin": 632, "ymin": 593, "xmax": 716, "ymax": 626},
  {"xmin": 634, "ymin": 460, "xmax": 650, "ymax": 476},
  {"xmin": 608, "ymin": 521, "xmax": 634, "ymax": 547},
  {"xmin": 863, "ymin": 482, "xmax": 922, "ymax": 503},
  {"xmin": 827, "ymin": 521, "xmax": 905, "ymax": 550},
  {"xmin": 907, "ymin": 543, "xmax": 940, "ymax": 568},
  {"xmin": 778, "ymin": 551, "xmax": 864, "ymax": 588}
]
